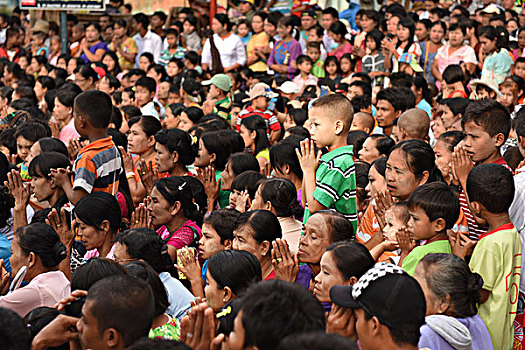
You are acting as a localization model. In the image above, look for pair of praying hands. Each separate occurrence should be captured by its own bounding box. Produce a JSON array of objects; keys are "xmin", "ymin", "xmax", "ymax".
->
[
  {"xmin": 130, "ymin": 198, "xmax": 154, "ymax": 230},
  {"xmin": 271, "ymin": 238, "xmax": 299, "ymax": 282},
  {"xmin": 180, "ymin": 299, "xmax": 224, "ymax": 350}
]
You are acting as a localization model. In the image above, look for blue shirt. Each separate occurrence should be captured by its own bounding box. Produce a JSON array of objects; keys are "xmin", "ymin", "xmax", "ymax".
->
[
  {"xmin": 0, "ymin": 233, "xmax": 10, "ymax": 272},
  {"xmin": 417, "ymin": 99, "xmax": 432, "ymax": 118},
  {"xmin": 159, "ymin": 272, "xmax": 195, "ymax": 319}
]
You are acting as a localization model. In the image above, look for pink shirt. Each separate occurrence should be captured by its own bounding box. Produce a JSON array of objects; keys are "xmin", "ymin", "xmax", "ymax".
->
[
  {"xmin": 435, "ymin": 43, "xmax": 478, "ymax": 74},
  {"xmin": 0, "ymin": 270, "xmax": 70, "ymax": 316},
  {"xmin": 292, "ymin": 74, "xmax": 318, "ymax": 93},
  {"xmin": 157, "ymin": 220, "xmax": 201, "ymax": 250},
  {"xmin": 59, "ymin": 118, "xmax": 80, "ymax": 147}
]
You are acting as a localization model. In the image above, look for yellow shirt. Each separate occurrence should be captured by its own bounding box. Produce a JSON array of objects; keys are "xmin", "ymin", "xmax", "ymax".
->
[
  {"xmin": 246, "ymin": 32, "xmax": 269, "ymax": 72},
  {"xmin": 469, "ymin": 223, "xmax": 521, "ymax": 350},
  {"xmin": 110, "ymin": 37, "xmax": 138, "ymax": 71}
]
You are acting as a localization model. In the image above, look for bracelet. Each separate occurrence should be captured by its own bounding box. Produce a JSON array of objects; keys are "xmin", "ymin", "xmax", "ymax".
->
[{"xmin": 126, "ymin": 172, "xmax": 135, "ymax": 179}]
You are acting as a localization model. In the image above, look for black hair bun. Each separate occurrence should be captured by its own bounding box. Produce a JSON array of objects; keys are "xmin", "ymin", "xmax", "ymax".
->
[{"xmin": 52, "ymin": 241, "xmax": 67, "ymax": 264}]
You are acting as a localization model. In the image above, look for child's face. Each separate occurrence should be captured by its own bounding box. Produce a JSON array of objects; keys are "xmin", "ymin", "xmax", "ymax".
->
[
  {"xmin": 72, "ymin": 27, "xmax": 84, "ymax": 42},
  {"xmin": 166, "ymin": 34, "xmax": 177, "ymax": 48},
  {"xmin": 498, "ymin": 87, "xmax": 517, "ymax": 108},
  {"xmin": 326, "ymin": 61, "xmax": 338, "ymax": 75},
  {"xmin": 308, "ymin": 108, "xmax": 338, "ymax": 148},
  {"xmin": 51, "ymin": 38, "xmax": 61, "ymax": 53},
  {"xmin": 407, "ymin": 205, "xmax": 437, "ymax": 240},
  {"xmin": 299, "ymin": 60, "xmax": 313, "ymax": 74},
  {"xmin": 208, "ymin": 84, "xmax": 223, "ymax": 99},
  {"xmin": 229, "ymin": 189, "xmax": 243, "ymax": 210},
  {"xmin": 253, "ymin": 96, "xmax": 269, "ymax": 111},
  {"xmin": 135, "ymin": 85, "xmax": 154, "ymax": 106},
  {"xmin": 16, "ymin": 136, "xmax": 33, "ymax": 161},
  {"xmin": 340, "ymin": 58, "xmax": 352, "ymax": 73},
  {"xmin": 434, "ymin": 140, "xmax": 452, "ymax": 180},
  {"xmin": 168, "ymin": 91, "xmax": 182, "ymax": 105},
  {"xmin": 463, "ymin": 120, "xmax": 502, "ymax": 163},
  {"xmin": 306, "ymin": 47, "xmax": 320, "ymax": 63},
  {"xmin": 284, "ymin": 113, "xmax": 297, "ymax": 130},
  {"xmin": 32, "ymin": 34, "xmax": 44, "ymax": 46},
  {"xmin": 383, "ymin": 207, "xmax": 405, "ymax": 241},
  {"xmin": 431, "ymin": 116, "xmax": 446, "ymax": 139},
  {"xmin": 237, "ymin": 23, "xmax": 250, "ymax": 38},
  {"xmin": 198, "ymin": 223, "xmax": 226, "ymax": 260},
  {"xmin": 515, "ymin": 62, "xmax": 525, "ymax": 78},
  {"xmin": 366, "ymin": 37, "xmax": 377, "ymax": 51}
]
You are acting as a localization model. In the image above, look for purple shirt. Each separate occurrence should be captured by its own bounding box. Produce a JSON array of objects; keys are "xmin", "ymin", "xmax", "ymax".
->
[
  {"xmin": 419, "ymin": 315, "xmax": 494, "ymax": 350},
  {"xmin": 80, "ymin": 41, "xmax": 109, "ymax": 63},
  {"xmin": 267, "ymin": 39, "xmax": 301, "ymax": 79}
]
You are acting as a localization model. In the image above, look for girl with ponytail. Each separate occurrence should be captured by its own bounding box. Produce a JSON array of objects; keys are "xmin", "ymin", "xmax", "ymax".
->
[
  {"xmin": 0, "ymin": 223, "xmax": 70, "ymax": 317},
  {"xmin": 414, "ymin": 253, "xmax": 492, "ymax": 350},
  {"xmin": 251, "ymin": 178, "xmax": 304, "ymax": 254}
]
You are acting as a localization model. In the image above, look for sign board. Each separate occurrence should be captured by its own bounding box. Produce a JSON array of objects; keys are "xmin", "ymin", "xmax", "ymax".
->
[{"xmin": 20, "ymin": 0, "xmax": 105, "ymax": 10}]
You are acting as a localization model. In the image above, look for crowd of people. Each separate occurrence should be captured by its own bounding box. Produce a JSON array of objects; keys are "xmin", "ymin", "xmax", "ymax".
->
[{"xmin": 0, "ymin": 0, "xmax": 524, "ymax": 349}]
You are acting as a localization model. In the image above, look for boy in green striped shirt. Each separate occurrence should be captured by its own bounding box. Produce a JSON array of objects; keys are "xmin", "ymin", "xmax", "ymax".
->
[
  {"xmin": 297, "ymin": 94, "xmax": 357, "ymax": 231},
  {"xmin": 202, "ymin": 74, "xmax": 232, "ymax": 123}
]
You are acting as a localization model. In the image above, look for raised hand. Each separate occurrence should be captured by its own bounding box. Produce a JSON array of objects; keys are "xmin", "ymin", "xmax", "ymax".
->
[
  {"xmin": 450, "ymin": 231, "xmax": 476, "ymax": 260},
  {"xmin": 396, "ymin": 227, "xmax": 416, "ymax": 256},
  {"xmin": 138, "ymin": 159, "xmax": 158, "ymax": 196},
  {"xmin": 196, "ymin": 166, "xmax": 220, "ymax": 209},
  {"xmin": 180, "ymin": 302, "xmax": 222, "ymax": 350},
  {"xmin": 0, "ymin": 259, "xmax": 10, "ymax": 295},
  {"xmin": 55, "ymin": 290, "xmax": 88, "ymax": 311},
  {"xmin": 130, "ymin": 200, "xmax": 153, "ymax": 229},
  {"xmin": 271, "ymin": 238, "xmax": 300, "ymax": 282},
  {"xmin": 234, "ymin": 189, "xmax": 250, "ymax": 213},
  {"xmin": 118, "ymin": 146, "xmax": 134, "ymax": 174},
  {"xmin": 451, "ymin": 146, "xmax": 473, "ymax": 187},
  {"xmin": 49, "ymin": 167, "xmax": 73, "ymax": 188},
  {"xmin": 296, "ymin": 139, "xmax": 321, "ymax": 173},
  {"xmin": 5, "ymin": 169, "xmax": 30, "ymax": 210},
  {"xmin": 176, "ymin": 248, "xmax": 202, "ymax": 283},
  {"xmin": 46, "ymin": 208, "xmax": 74, "ymax": 248}
]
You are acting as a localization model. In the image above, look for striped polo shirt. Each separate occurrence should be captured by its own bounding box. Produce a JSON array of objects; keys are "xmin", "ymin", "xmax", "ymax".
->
[
  {"xmin": 302, "ymin": 145, "xmax": 358, "ymax": 231},
  {"xmin": 73, "ymin": 137, "xmax": 122, "ymax": 195}
]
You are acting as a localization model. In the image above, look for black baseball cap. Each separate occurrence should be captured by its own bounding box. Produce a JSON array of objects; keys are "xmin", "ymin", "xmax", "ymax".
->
[
  {"xmin": 330, "ymin": 263, "xmax": 426, "ymax": 331},
  {"xmin": 335, "ymin": 83, "xmax": 349, "ymax": 94}
]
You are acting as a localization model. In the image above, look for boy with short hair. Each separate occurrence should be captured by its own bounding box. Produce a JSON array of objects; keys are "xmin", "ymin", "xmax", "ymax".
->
[
  {"xmin": 514, "ymin": 57, "xmax": 525, "ymax": 79},
  {"xmin": 400, "ymin": 182, "xmax": 460, "ymax": 275},
  {"xmin": 202, "ymin": 73, "xmax": 232, "ymax": 123},
  {"xmin": 453, "ymin": 99, "xmax": 512, "ymax": 240},
  {"xmin": 306, "ymin": 41, "xmax": 325, "ymax": 79},
  {"xmin": 236, "ymin": 83, "xmax": 282, "ymax": 144},
  {"xmin": 466, "ymin": 163, "xmax": 521, "ymax": 350},
  {"xmin": 297, "ymin": 94, "xmax": 357, "ymax": 229},
  {"xmin": 293, "ymin": 55, "xmax": 317, "ymax": 94},
  {"xmin": 159, "ymin": 28, "xmax": 186, "ymax": 67},
  {"xmin": 14, "ymin": 121, "xmax": 49, "ymax": 181},
  {"xmin": 135, "ymin": 76, "xmax": 160, "ymax": 119},
  {"xmin": 51, "ymin": 90, "xmax": 122, "ymax": 204}
]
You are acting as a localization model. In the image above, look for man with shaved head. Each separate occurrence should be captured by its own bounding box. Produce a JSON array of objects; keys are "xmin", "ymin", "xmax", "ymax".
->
[{"xmin": 394, "ymin": 108, "xmax": 430, "ymax": 142}]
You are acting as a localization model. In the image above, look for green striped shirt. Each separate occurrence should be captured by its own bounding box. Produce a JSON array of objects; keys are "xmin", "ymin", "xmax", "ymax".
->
[{"xmin": 302, "ymin": 145, "xmax": 357, "ymax": 231}]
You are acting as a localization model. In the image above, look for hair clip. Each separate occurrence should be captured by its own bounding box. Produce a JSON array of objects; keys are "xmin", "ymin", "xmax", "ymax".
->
[
  {"xmin": 191, "ymin": 135, "xmax": 198, "ymax": 145},
  {"xmin": 216, "ymin": 306, "xmax": 232, "ymax": 318},
  {"xmin": 178, "ymin": 182, "xmax": 186, "ymax": 191}
]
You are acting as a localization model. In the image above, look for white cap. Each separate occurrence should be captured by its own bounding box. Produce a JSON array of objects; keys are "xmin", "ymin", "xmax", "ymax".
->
[{"xmin": 279, "ymin": 81, "xmax": 300, "ymax": 94}]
